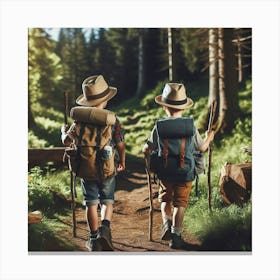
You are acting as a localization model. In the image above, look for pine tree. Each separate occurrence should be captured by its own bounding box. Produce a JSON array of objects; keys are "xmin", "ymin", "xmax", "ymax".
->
[
  {"xmin": 214, "ymin": 28, "xmax": 239, "ymax": 133},
  {"xmin": 28, "ymin": 28, "xmax": 62, "ymax": 126},
  {"xmin": 56, "ymin": 28, "xmax": 90, "ymax": 105}
]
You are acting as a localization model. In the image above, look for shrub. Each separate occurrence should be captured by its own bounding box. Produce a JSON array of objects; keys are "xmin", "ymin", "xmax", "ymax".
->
[{"xmin": 28, "ymin": 167, "xmax": 55, "ymax": 216}]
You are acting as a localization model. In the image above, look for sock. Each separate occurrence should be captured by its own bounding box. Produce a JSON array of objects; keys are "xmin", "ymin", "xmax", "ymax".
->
[
  {"xmin": 101, "ymin": 219, "xmax": 111, "ymax": 228},
  {"xmin": 90, "ymin": 230, "xmax": 98, "ymax": 239},
  {"xmin": 171, "ymin": 226, "xmax": 181, "ymax": 236},
  {"xmin": 162, "ymin": 215, "xmax": 171, "ymax": 225}
]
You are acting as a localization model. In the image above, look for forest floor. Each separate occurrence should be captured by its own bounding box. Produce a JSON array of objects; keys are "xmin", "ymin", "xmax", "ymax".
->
[{"xmin": 55, "ymin": 156, "xmax": 202, "ymax": 252}]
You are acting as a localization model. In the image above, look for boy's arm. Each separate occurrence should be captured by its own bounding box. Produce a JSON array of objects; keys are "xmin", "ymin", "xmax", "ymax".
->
[
  {"xmin": 142, "ymin": 126, "xmax": 157, "ymax": 156},
  {"xmin": 113, "ymin": 118, "xmax": 125, "ymax": 172},
  {"xmin": 142, "ymin": 143, "xmax": 152, "ymax": 156},
  {"xmin": 61, "ymin": 124, "xmax": 71, "ymax": 146},
  {"xmin": 61, "ymin": 123, "xmax": 77, "ymax": 146},
  {"xmin": 198, "ymin": 130, "xmax": 215, "ymax": 153},
  {"xmin": 116, "ymin": 141, "xmax": 125, "ymax": 172}
]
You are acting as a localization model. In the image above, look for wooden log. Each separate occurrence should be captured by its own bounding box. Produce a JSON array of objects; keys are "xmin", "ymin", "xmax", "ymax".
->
[
  {"xmin": 28, "ymin": 211, "xmax": 42, "ymax": 224},
  {"xmin": 28, "ymin": 147, "xmax": 66, "ymax": 166},
  {"xmin": 219, "ymin": 162, "xmax": 252, "ymax": 206}
]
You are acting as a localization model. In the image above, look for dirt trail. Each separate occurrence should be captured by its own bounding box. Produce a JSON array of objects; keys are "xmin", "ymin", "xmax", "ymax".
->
[{"xmin": 59, "ymin": 157, "xmax": 201, "ymax": 252}]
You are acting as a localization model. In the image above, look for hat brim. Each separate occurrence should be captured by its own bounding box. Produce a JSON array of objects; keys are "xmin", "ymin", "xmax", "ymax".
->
[
  {"xmin": 155, "ymin": 95, "xmax": 193, "ymax": 110},
  {"xmin": 76, "ymin": 87, "xmax": 117, "ymax": 106}
]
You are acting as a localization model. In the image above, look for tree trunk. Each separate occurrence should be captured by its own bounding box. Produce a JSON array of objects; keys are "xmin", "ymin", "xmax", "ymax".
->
[
  {"xmin": 136, "ymin": 29, "xmax": 146, "ymax": 97},
  {"xmin": 215, "ymin": 28, "xmax": 226, "ymax": 132},
  {"xmin": 208, "ymin": 28, "xmax": 218, "ymax": 107},
  {"xmin": 236, "ymin": 29, "xmax": 243, "ymax": 83},
  {"xmin": 168, "ymin": 28, "xmax": 173, "ymax": 81},
  {"xmin": 214, "ymin": 28, "xmax": 239, "ymax": 133},
  {"xmin": 224, "ymin": 28, "xmax": 239, "ymax": 130}
]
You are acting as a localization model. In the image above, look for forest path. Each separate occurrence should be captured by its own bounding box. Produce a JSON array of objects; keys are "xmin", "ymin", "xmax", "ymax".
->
[{"xmin": 59, "ymin": 156, "xmax": 201, "ymax": 252}]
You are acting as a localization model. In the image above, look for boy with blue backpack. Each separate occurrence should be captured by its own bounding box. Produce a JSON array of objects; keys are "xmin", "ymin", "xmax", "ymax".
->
[{"xmin": 142, "ymin": 82, "xmax": 214, "ymax": 250}]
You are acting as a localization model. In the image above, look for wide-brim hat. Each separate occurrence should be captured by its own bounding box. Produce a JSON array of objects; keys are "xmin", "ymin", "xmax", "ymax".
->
[
  {"xmin": 155, "ymin": 82, "xmax": 193, "ymax": 110},
  {"xmin": 76, "ymin": 75, "xmax": 117, "ymax": 106}
]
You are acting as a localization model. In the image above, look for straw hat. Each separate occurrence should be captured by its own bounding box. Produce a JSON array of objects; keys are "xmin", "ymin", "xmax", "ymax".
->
[
  {"xmin": 155, "ymin": 83, "xmax": 193, "ymax": 110},
  {"xmin": 76, "ymin": 75, "xmax": 117, "ymax": 106}
]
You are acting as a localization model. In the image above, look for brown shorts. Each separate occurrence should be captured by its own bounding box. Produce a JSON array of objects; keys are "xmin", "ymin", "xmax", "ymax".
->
[{"xmin": 158, "ymin": 180, "xmax": 192, "ymax": 208}]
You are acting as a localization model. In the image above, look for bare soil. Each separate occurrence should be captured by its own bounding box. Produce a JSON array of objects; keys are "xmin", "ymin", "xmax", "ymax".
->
[{"xmin": 58, "ymin": 156, "xmax": 202, "ymax": 252}]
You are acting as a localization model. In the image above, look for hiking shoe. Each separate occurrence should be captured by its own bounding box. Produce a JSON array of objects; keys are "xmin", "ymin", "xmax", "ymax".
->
[
  {"xmin": 161, "ymin": 220, "xmax": 172, "ymax": 240},
  {"xmin": 86, "ymin": 236, "xmax": 102, "ymax": 251},
  {"xmin": 169, "ymin": 233, "xmax": 188, "ymax": 250},
  {"xmin": 97, "ymin": 225, "xmax": 114, "ymax": 251}
]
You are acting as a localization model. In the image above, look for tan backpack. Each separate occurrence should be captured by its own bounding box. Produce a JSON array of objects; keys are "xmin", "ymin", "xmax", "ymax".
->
[{"xmin": 64, "ymin": 106, "xmax": 116, "ymax": 180}]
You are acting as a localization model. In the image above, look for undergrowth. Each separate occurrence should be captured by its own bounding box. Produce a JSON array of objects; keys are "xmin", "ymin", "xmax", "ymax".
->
[{"xmin": 28, "ymin": 217, "xmax": 79, "ymax": 251}]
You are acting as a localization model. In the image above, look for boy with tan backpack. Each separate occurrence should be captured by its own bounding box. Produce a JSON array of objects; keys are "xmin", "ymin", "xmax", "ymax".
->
[{"xmin": 61, "ymin": 75, "xmax": 125, "ymax": 251}]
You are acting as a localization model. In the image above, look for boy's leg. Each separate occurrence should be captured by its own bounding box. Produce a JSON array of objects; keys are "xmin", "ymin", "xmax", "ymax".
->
[
  {"xmin": 101, "ymin": 203, "xmax": 113, "ymax": 222},
  {"xmin": 86, "ymin": 204, "xmax": 99, "ymax": 232},
  {"xmin": 161, "ymin": 201, "xmax": 172, "ymax": 222},
  {"xmin": 170, "ymin": 182, "xmax": 192, "ymax": 249},
  {"xmin": 159, "ymin": 181, "xmax": 173, "ymax": 240},
  {"xmin": 81, "ymin": 178, "xmax": 101, "ymax": 251},
  {"xmin": 97, "ymin": 177, "xmax": 116, "ymax": 251},
  {"xmin": 172, "ymin": 206, "xmax": 185, "ymax": 228}
]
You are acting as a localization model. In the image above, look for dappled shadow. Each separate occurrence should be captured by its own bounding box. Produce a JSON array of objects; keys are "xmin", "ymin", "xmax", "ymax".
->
[
  {"xmin": 31, "ymin": 125, "xmax": 62, "ymax": 147},
  {"xmin": 199, "ymin": 229, "xmax": 252, "ymax": 251},
  {"xmin": 115, "ymin": 154, "xmax": 148, "ymax": 192}
]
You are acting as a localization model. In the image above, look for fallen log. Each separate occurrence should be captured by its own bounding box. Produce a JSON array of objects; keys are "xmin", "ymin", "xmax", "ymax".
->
[{"xmin": 28, "ymin": 147, "xmax": 66, "ymax": 166}]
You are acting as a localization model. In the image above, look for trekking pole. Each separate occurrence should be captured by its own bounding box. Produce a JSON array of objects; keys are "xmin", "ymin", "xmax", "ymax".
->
[
  {"xmin": 144, "ymin": 156, "xmax": 153, "ymax": 241},
  {"xmin": 64, "ymin": 91, "xmax": 69, "ymax": 125},
  {"xmin": 207, "ymin": 100, "xmax": 217, "ymax": 211},
  {"xmin": 64, "ymin": 91, "xmax": 77, "ymax": 237},
  {"xmin": 70, "ymin": 170, "xmax": 77, "ymax": 237}
]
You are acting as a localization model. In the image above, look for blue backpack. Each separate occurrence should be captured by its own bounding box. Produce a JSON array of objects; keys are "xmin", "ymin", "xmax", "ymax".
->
[{"xmin": 150, "ymin": 117, "xmax": 196, "ymax": 183}]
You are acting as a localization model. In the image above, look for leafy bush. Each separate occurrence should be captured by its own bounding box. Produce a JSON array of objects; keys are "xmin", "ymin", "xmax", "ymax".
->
[
  {"xmin": 28, "ymin": 167, "xmax": 83, "ymax": 217},
  {"xmin": 28, "ymin": 167, "xmax": 55, "ymax": 216}
]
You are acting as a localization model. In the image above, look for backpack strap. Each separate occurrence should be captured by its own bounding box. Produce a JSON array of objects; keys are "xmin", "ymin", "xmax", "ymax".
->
[
  {"xmin": 163, "ymin": 139, "xmax": 168, "ymax": 168},
  {"xmin": 76, "ymin": 123, "xmax": 86, "ymax": 177},
  {"xmin": 179, "ymin": 137, "xmax": 186, "ymax": 168},
  {"xmin": 95, "ymin": 126, "xmax": 103, "ymax": 182}
]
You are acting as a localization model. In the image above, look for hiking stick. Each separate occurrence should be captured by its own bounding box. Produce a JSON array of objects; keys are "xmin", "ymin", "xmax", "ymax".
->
[
  {"xmin": 63, "ymin": 91, "xmax": 69, "ymax": 125},
  {"xmin": 207, "ymin": 100, "xmax": 217, "ymax": 211},
  {"xmin": 144, "ymin": 156, "xmax": 153, "ymax": 241},
  {"xmin": 70, "ymin": 171, "xmax": 77, "ymax": 237},
  {"xmin": 64, "ymin": 91, "xmax": 77, "ymax": 237}
]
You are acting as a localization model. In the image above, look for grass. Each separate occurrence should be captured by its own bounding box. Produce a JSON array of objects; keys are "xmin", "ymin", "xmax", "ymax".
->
[
  {"xmin": 28, "ymin": 167, "xmax": 83, "ymax": 217},
  {"xmin": 28, "ymin": 78, "xmax": 252, "ymax": 251},
  {"xmin": 28, "ymin": 166, "xmax": 84, "ymax": 251},
  {"xmin": 29, "ymin": 106, "xmax": 64, "ymax": 148},
  {"xmin": 28, "ymin": 216, "xmax": 80, "ymax": 251}
]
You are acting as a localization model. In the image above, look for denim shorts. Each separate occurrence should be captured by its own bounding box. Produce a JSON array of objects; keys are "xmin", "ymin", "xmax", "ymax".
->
[{"xmin": 81, "ymin": 176, "xmax": 116, "ymax": 206}]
